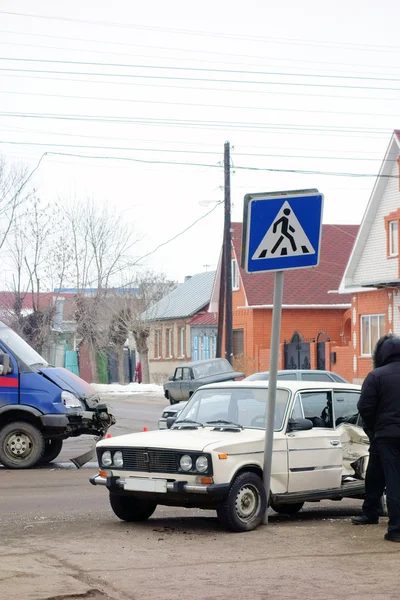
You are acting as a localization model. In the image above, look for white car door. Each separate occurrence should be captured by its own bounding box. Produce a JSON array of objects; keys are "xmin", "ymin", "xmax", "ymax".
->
[{"xmin": 287, "ymin": 391, "xmax": 343, "ymax": 493}]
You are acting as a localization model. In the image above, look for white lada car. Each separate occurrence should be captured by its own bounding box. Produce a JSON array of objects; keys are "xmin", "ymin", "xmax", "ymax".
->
[{"xmin": 90, "ymin": 380, "xmax": 369, "ymax": 532}]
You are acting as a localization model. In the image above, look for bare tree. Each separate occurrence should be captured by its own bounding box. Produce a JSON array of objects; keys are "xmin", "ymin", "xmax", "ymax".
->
[
  {"xmin": 128, "ymin": 271, "xmax": 177, "ymax": 384},
  {"xmin": 63, "ymin": 197, "xmax": 139, "ymax": 382},
  {"xmin": 0, "ymin": 157, "xmax": 32, "ymax": 253}
]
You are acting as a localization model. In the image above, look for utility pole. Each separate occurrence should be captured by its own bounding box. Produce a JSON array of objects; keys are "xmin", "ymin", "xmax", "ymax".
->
[
  {"xmin": 216, "ymin": 243, "xmax": 225, "ymax": 358},
  {"xmin": 224, "ymin": 141, "xmax": 233, "ymax": 365}
]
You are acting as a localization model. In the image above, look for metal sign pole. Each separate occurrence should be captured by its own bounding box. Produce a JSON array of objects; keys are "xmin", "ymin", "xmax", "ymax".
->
[{"xmin": 262, "ymin": 270, "xmax": 284, "ymax": 525}]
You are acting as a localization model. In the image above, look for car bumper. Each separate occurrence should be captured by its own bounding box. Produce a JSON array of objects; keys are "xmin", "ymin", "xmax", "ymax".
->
[
  {"xmin": 40, "ymin": 407, "xmax": 115, "ymax": 437},
  {"xmin": 89, "ymin": 474, "xmax": 229, "ymax": 496}
]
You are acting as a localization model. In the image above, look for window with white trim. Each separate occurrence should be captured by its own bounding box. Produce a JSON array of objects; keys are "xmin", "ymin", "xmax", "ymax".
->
[
  {"xmin": 178, "ymin": 326, "xmax": 185, "ymax": 358},
  {"xmin": 389, "ymin": 220, "xmax": 398, "ymax": 256},
  {"xmin": 232, "ymin": 258, "xmax": 239, "ymax": 291},
  {"xmin": 361, "ymin": 314, "xmax": 385, "ymax": 356},
  {"xmin": 154, "ymin": 330, "xmax": 161, "ymax": 359},
  {"xmin": 166, "ymin": 328, "xmax": 173, "ymax": 358}
]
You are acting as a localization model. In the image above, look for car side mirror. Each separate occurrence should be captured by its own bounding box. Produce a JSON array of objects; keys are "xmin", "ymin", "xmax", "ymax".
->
[
  {"xmin": 0, "ymin": 353, "xmax": 11, "ymax": 375},
  {"xmin": 166, "ymin": 416, "xmax": 177, "ymax": 429},
  {"xmin": 287, "ymin": 418, "xmax": 313, "ymax": 432},
  {"xmin": 168, "ymin": 376, "xmax": 174, "ymax": 381}
]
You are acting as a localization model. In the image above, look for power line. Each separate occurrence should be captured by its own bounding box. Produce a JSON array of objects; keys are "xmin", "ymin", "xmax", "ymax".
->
[
  {"xmin": 4, "ymin": 72, "xmax": 400, "ymax": 104},
  {"xmin": 18, "ymin": 150, "xmax": 400, "ymax": 178},
  {"xmin": 3, "ymin": 56, "xmax": 400, "ymax": 84},
  {"xmin": 2, "ymin": 28, "xmax": 400, "ymax": 75},
  {"xmin": 2, "ymin": 140, "xmax": 398, "ymax": 163},
  {"xmin": 0, "ymin": 112, "xmax": 393, "ymax": 138},
  {"xmin": 2, "ymin": 10, "xmax": 400, "ymax": 54},
  {"xmin": 3, "ymin": 88, "xmax": 400, "ymax": 121},
  {"xmin": 4, "ymin": 66, "xmax": 400, "ymax": 92}
]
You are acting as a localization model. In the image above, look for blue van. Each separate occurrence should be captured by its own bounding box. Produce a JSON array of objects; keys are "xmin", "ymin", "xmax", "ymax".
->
[{"xmin": 0, "ymin": 322, "xmax": 115, "ymax": 469}]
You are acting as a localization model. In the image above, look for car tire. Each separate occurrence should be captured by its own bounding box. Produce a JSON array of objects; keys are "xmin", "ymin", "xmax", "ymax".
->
[
  {"xmin": 216, "ymin": 472, "xmax": 266, "ymax": 532},
  {"xmin": 109, "ymin": 493, "xmax": 157, "ymax": 522},
  {"xmin": 0, "ymin": 421, "xmax": 45, "ymax": 469},
  {"xmin": 40, "ymin": 439, "xmax": 63, "ymax": 464},
  {"xmin": 271, "ymin": 502, "xmax": 304, "ymax": 515}
]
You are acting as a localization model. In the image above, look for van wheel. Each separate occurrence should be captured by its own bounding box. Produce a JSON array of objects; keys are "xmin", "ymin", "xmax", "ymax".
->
[
  {"xmin": 0, "ymin": 421, "xmax": 45, "ymax": 469},
  {"xmin": 40, "ymin": 439, "xmax": 63, "ymax": 464},
  {"xmin": 109, "ymin": 493, "xmax": 157, "ymax": 522},
  {"xmin": 271, "ymin": 502, "xmax": 304, "ymax": 515},
  {"xmin": 217, "ymin": 472, "xmax": 266, "ymax": 532}
]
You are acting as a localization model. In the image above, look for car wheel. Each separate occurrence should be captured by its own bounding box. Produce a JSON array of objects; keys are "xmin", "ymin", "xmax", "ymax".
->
[
  {"xmin": 271, "ymin": 502, "xmax": 304, "ymax": 515},
  {"xmin": 40, "ymin": 439, "xmax": 63, "ymax": 464},
  {"xmin": 217, "ymin": 472, "xmax": 266, "ymax": 532},
  {"xmin": 0, "ymin": 421, "xmax": 45, "ymax": 469},
  {"xmin": 109, "ymin": 493, "xmax": 157, "ymax": 522}
]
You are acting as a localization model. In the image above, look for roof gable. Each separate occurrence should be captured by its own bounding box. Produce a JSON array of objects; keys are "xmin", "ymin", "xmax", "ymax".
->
[
  {"xmin": 340, "ymin": 131, "xmax": 400, "ymax": 290},
  {"xmin": 231, "ymin": 222, "xmax": 358, "ymax": 306},
  {"xmin": 145, "ymin": 271, "xmax": 216, "ymax": 320}
]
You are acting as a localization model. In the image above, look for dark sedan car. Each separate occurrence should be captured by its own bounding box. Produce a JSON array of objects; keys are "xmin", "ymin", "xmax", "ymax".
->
[
  {"xmin": 163, "ymin": 358, "xmax": 244, "ymax": 404},
  {"xmin": 245, "ymin": 369, "xmax": 347, "ymax": 383}
]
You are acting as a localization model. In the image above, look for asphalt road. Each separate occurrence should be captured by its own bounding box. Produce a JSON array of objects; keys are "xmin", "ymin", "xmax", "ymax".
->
[{"xmin": 1, "ymin": 394, "xmax": 400, "ymax": 600}]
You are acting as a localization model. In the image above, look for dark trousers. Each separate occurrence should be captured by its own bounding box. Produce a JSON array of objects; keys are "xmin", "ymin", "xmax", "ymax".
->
[
  {"xmin": 362, "ymin": 439, "xmax": 385, "ymax": 520},
  {"xmin": 378, "ymin": 439, "xmax": 400, "ymax": 534}
]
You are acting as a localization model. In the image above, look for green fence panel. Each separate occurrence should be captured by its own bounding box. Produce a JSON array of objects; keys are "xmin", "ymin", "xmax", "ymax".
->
[
  {"xmin": 64, "ymin": 350, "xmax": 79, "ymax": 376},
  {"xmin": 97, "ymin": 350, "xmax": 109, "ymax": 384}
]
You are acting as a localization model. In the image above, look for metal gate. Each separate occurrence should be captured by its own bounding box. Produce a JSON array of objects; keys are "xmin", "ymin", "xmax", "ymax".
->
[
  {"xmin": 284, "ymin": 342, "xmax": 310, "ymax": 370},
  {"xmin": 317, "ymin": 342, "xmax": 326, "ymax": 370}
]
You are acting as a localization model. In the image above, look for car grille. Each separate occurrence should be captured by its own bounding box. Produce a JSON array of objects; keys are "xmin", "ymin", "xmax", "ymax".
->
[{"xmin": 121, "ymin": 448, "xmax": 178, "ymax": 473}]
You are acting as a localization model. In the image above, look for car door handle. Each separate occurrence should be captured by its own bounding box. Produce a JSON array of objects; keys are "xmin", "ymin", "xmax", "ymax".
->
[{"xmin": 330, "ymin": 440, "xmax": 340, "ymax": 446}]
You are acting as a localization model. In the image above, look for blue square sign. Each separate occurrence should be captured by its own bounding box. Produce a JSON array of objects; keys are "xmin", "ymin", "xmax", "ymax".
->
[{"xmin": 242, "ymin": 189, "xmax": 324, "ymax": 274}]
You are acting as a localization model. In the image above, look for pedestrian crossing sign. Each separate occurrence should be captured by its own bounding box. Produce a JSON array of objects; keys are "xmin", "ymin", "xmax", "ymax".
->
[{"xmin": 242, "ymin": 189, "xmax": 324, "ymax": 274}]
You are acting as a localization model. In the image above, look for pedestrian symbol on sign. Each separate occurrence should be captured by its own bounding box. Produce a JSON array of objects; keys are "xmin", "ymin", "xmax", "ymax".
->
[{"xmin": 252, "ymin": 200, "xmax": 316, "ymax": 260}]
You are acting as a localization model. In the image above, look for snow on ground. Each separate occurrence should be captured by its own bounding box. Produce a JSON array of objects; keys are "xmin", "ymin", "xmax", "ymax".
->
[{"xmin": 91, "ymin": 383, "xmax": 164, "ymax": 395}]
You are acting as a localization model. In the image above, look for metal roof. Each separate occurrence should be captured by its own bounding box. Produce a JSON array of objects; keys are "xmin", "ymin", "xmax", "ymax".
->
[{"xmin": 143, "ymin": 271, "xmax": 216, "ymax": 320}]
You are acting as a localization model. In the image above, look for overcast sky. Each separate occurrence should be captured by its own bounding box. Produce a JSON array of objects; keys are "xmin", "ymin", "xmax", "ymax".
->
[{"xmin": 1, "ymin": 0, "xmax": 399, "ymax": 286}]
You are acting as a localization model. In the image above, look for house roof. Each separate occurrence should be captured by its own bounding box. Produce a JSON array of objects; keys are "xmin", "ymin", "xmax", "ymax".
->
[
  {"xmin": 340, "ymin": 130, "xmax": 400, "ymax": 291},
  {"xmin": 230, "ymin": 222, "xmax": 358, "ymax": 306},
  {"xmin": 188, "ymin": 307, "xmax": 217, "ymax": 326},
  {"xmin": 144, "ymin": 271, "xmax": 216, "ymax": 320}
]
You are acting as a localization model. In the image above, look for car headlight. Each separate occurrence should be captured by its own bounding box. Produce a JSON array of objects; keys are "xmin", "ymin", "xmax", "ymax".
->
[
  {"xmin": 195, "ymin": 455, "xmax": 208, "ymax": 473},
  {"xmin": 180, "ymin": 454, "xmax": 192, "ymax": 471},
  {"xmin": 113, "ymin": 451, "xmax": 123, "ymax": 468},
  {"xmin": 61, "ymin": 390, "xmax": 82, "ymax": 408},
  {"xmin": 102, "ymin": 450, "xmax": 112, "ymax": 467}
]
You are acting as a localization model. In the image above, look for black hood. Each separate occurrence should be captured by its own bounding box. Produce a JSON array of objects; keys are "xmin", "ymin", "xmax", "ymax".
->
[{"xmin": 373, "ymin": 335, "xmax": 400, "ymax": 368}]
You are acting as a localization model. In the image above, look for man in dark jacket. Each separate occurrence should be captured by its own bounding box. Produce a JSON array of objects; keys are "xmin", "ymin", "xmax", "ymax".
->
[
  {"xmin": 357, "ymin": 334, "xmax": 400, "ymax": 542},
  {"xmin": 352, "ymin": 336, "xmax": 389, "ymax": 526}
]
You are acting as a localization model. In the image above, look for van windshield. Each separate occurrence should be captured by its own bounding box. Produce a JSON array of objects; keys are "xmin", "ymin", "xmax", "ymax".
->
[{"xmin": 0, "ymin": 325, "xmax": 49, "ymax": 368}]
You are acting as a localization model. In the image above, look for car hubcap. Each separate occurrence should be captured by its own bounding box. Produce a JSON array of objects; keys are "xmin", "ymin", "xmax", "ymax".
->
[
  {"xmin": 6, "ymin": 432, "xmax": 32, "ymax": 460},
  {"xmin": 235, "ymin": 485, "xmax": 260, "ymax": 522}
]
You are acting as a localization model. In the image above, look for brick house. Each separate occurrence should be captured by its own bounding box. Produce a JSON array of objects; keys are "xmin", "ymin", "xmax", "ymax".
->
[
  {"xmin": 338, "ymin": 130, "xmax": 400, "ymax": 383},
  {"xmin": 146, "ymin": 272, "xmax": 217, "ymax": 383},
  {"xmin": 210, "ymin": 222, "xmax": 358, "ymax": 378}
]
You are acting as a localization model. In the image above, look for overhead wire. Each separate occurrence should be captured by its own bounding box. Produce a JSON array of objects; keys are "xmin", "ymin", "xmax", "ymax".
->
[
  {"xmin": 2, "ymin": 10, "xmax": 400, "ymax": 53},
  {"xmin": 4, "ymin": 56, "xmax": 400, "ymax": 83}
]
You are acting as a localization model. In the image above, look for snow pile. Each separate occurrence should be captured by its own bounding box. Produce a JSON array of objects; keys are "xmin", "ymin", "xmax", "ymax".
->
[{"xmin": 91, "ymin": 383, "xmax": 164, "ymax": 395}]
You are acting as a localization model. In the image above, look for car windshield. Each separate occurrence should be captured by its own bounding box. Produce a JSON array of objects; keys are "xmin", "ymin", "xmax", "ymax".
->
[
  {"xmin": 176, "ymin": 387, "xmax": 290, "ymax": 430},
  {"xmin": 0, "ymin": 325, "xmax": 49, "ymax": 368},
  {"xmin": 192, "ymin": 359, "xmax": 233, "ymax": 379}
]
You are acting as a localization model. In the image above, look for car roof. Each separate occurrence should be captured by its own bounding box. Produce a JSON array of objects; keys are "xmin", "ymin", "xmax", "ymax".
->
[
  {"xmin": 174, "ymin": 358, "xmax": 230, "ymax": 369},
  {"xmin": 199, "ymin": 380, "xmax": 361, "ymax": 391},
  {"xmin": 249, "ymin": 370, "xmax": 340, "ymax": 376}
]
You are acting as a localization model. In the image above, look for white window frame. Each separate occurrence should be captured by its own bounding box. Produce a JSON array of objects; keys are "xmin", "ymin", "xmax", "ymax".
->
[
  {"xmin": 166, "ymin": 328, "xmax": 173, "ymax": 359},
  {"xmin": 389, "ymin": 220, "xmax": 398, "ymax": 257},
  {"xmin": 154, "ymin": 330, "xmax": 161, "ymax": 359},
  {"xmin": 232, "ymin": 258, "xmax": 239, "ymax": 291},
  {"xmin": 179, "ymin": 326, "xmax": 185, "ymax": 358},
  {"xmin": 360, "ymin": 314, "xmax": 385, "ymax": 357}
]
